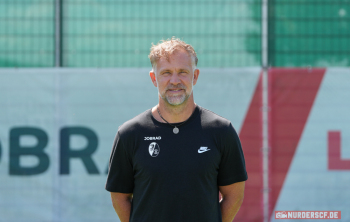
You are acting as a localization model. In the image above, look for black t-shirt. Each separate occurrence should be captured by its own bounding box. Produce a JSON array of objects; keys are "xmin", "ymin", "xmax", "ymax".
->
[{"xmin": 106, "ymin": 105, "xmax": 248, "ymax": 222}]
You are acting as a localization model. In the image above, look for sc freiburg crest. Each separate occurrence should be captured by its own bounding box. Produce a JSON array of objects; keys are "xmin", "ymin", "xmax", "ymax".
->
[{"xmin": 149, "ymin": 142, "xmax": 160, "ymax": 157}]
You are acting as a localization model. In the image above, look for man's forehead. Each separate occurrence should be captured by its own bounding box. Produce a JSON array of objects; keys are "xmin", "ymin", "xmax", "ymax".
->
[{"xmin": 157, "ymin": 50, "xmax": 192, "ymax": 66}]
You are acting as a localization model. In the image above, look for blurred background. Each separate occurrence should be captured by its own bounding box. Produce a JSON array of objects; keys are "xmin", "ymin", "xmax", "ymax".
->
[
  {"xmin": 0, "ymin": 0, "xmax": 349, "ymax": 222},
  {"xmin": 1, "ymin": 0, "xmax": 349, "ymax": 67}
]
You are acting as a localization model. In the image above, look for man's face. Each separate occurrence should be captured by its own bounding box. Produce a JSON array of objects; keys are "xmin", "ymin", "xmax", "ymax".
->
[{"xmin": 150, "ymin": 50, "xmax": 199, "ymax": 106}]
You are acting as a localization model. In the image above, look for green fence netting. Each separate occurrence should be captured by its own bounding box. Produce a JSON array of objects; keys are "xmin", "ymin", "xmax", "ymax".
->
[
  {"xmin": 0, "ymin": 0, "xmax": 55, "ymax": 67},
  {"xmin": 0, "ymin": 0, "xmax": 349, "ymax": 67},
  {"xmin": 268, "ymin": 0, "xmax": 350, "ymax": 67}
]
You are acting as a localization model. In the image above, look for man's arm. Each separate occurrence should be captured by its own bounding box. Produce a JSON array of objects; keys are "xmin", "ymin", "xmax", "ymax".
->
[
  {"xmin": 110, "ymin": 192, "xmax": 133, "ymax": 222},
  {"xmin": 219, "ymin": 181, "xmax": 245, "ymax": 222}
]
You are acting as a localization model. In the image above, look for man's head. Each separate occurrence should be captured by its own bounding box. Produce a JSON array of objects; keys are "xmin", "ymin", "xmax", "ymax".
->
[
  {"xmin": 149, "ymin": 37, "xmax": 200, "ymax": 107},
  {"xmin": 149, "ymin": 37, "xmax": 198, "ymax": 71}
]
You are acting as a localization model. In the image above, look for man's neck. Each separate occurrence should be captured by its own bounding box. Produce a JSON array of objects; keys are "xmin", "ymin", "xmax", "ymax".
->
[{"xmin": 152, "ymin": 95, "xmax": 196, "ymax": 123}]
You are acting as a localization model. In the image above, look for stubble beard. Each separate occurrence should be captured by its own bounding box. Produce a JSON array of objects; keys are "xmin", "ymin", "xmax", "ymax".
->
[{"xmin": 159, "ymin": 84, "xmax": 193, "ymax": 106}]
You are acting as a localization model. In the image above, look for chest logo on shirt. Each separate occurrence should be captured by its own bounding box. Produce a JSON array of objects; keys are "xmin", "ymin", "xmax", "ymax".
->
[
  {"xmin": 198, "ymin": 146, "xmax": 210, "ymax": 153},
  {"xmin": 144, "ymin": 136, "xmax": 161, "ymax": 140},
  {"xmin": 149, "ymin": 142, "xmax": 160, "ymax": 157}
]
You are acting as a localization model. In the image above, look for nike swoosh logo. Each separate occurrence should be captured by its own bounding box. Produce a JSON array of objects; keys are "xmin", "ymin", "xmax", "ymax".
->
[{"xmin": 198, "ymin": 147, "xmax": 210, "ymax": 153}]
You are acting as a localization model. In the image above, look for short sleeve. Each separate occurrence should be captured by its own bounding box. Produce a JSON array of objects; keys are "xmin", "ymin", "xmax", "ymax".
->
[
  {"xmin": 105, "ymin": 131, "xmax": 134, "ymax": 193},
  {"xmin": 217, "ymin": 123, "xmax": 248, "ymax": 186}
]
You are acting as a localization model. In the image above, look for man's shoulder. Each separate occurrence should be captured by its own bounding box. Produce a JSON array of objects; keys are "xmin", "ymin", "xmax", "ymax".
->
[
  {"xmin": 198, "ymin": 106, "xmax": 240, "ymax": 149},
  {"xmin": 198, "ymin": 106, "xmax": 232, "ymax": 129},
  {"xmin": 118, "ymin": 109, "xmax": 152, "ymax": 135}
]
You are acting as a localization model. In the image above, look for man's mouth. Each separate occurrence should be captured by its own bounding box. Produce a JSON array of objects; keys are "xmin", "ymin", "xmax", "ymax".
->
[{"xmin": 168, "ymin": 89, "xmax": 183, "ymax": 92}]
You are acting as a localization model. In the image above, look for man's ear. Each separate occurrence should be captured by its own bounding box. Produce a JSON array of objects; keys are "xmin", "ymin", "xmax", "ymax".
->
[
  {"xmin": 193, "ymin": 69, "xmax": 200, "ymax": 86},
  {"xmin": 150, "ymin": 71, "xmax": 157, "ymax": 87}
]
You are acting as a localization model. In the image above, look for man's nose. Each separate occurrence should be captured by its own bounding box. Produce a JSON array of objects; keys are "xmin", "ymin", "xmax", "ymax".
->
[{"xmin": 169, "ymin": 73, "xmax": 181, "ymax": 85}]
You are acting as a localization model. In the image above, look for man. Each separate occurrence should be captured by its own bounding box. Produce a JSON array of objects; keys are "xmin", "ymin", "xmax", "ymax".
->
[{"xmin": 106, "ymin": 37, "xmax": 248, "ymax": 222}]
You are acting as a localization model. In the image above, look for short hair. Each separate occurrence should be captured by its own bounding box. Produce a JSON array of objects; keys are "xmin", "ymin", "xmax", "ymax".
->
[{"xmin": 148, "ymin": 37, "xmax": 198, "ymax": 70}]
